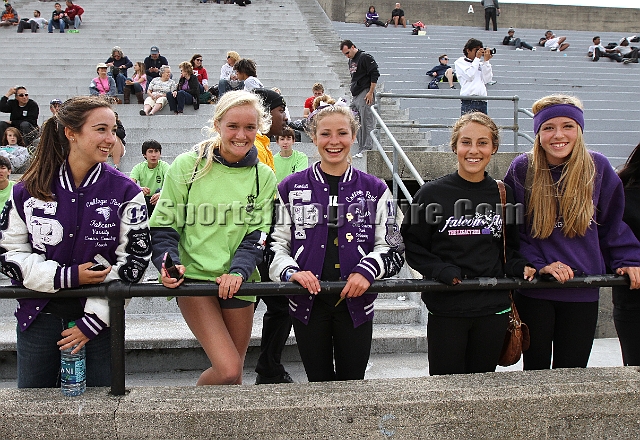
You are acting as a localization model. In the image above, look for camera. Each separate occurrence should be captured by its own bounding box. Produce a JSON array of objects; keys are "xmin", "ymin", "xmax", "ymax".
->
[{"xmin": 485, "ymin": 48, "xmax": 497, "ymax": 55}]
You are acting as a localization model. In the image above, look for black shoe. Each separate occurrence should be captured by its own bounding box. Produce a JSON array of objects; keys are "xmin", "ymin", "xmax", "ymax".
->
[{"xmin": 255, "ymin": 372, "xmax": 294, "ymax": 384}]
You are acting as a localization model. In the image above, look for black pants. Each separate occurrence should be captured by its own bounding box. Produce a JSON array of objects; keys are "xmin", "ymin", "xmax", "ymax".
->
[
  {"xmin": 614, "ymin": 317, "xmax": 640, "ymax": 366},
  {"xmin": 292, "ymin": 293, "xmax": 372, "ymax": 382},
  {"xmin": 514, "ymin": 292, "xmax": 598, "ymax": 370},
  {"xmin": 484, "ymin": 8, "xmax": 497, "ymax": 31},
  {"xmin": 427, "ymin": 312, "xmax": 509, "ymax": 375},
  {"xmin": 17, "ymin": 20, "xmax": 39, "ymax": 33},
  {"xmin": 254, "ymin": 295, "xmax": 292, "ymax": 377}
]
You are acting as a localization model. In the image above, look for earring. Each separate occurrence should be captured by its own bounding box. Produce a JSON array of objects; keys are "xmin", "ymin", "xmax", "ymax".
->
[{"xmin": 70, "ymin": 137, "xmax": 75, "ymax": 142}]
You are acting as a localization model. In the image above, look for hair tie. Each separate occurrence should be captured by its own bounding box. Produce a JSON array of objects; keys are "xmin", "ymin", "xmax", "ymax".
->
[{"xmin": 533, "ymin": 103, "xmax": 584, "ymax": 134}]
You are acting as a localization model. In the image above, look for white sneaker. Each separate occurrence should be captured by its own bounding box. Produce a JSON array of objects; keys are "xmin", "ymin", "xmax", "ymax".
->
[
  {"xmin": 531, "ymin": 47, "xmax": 536, "ymax": 51},
  {"xmin": 515, "ymin": 48, "xmax": 524, "ymax": 51},
  {"xmin": 353, "ymin": 153, "xmax": 364, "ymax": 158}
]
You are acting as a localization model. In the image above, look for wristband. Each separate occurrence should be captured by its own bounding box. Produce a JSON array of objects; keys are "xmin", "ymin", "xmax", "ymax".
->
[{"xmin": 230, "ymin": 272, "xmax": 244, "ymax": 280}]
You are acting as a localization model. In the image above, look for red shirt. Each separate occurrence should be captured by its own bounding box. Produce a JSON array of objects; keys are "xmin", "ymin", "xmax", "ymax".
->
[{"xmin": 194, "ymin": 67, "xmax": 208, "ymax": 85}]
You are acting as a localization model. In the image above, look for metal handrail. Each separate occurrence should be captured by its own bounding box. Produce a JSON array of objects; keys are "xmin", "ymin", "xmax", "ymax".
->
[
  {"xmin": 371, "ymin": 93, "xmax": 535, "ymax": 201},
  {"xmin": 0, "ymin": 274, "xmax": 630, "ymax": 395}
]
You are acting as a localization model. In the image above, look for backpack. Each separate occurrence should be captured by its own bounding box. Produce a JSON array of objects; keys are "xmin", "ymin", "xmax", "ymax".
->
[{"xmin": 427, "ymin": 77, "xmax": 440, "ymax": 89}]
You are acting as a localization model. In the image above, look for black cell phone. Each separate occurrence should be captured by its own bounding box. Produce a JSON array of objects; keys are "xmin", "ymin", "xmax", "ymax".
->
[
  {"xmin": 89, "ymin": 263, "xmax": 106, "ymax": 271},
  {"xmin": 163, "ymin": 252, "xmax": 183, "ymax": 280}
]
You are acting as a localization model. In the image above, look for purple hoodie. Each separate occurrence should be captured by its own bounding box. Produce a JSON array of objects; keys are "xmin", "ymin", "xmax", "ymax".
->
[{"xmin": 504, "ymin": 152, "xmax": 640, "ymax": 302}]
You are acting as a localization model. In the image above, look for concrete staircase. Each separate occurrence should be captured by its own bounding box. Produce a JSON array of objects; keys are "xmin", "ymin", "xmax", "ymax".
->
[{"xmin": 0, "ymin": 0, "xmax": 427, "ymax": 380}]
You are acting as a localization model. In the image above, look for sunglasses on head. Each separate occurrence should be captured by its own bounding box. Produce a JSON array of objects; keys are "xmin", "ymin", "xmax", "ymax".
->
[{"xmin": 17, "ymin": 93, "xmax": 28, "ymax": 97}]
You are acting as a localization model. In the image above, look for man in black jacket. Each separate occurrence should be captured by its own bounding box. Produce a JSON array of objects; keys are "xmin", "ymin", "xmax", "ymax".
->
[
  {"xmin": 144, "ymin": 46, "xmax": 169, "ymax": 91},
  {"xmin": 0, "ymin": 86, "xmax": 39, "ymax": 145},
  {"xmin": 340, "ymin": 40, "xmax": 380, "ymax": 156}
]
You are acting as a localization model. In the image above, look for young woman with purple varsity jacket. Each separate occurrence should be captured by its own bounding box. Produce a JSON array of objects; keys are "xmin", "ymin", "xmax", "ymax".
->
[
  {"xmin": 0, "ymin": 96, "xmax": 151, "ymax": 388},
  {"xmin": 269, "ymin": 104, "xmax": 404, "ymax": 382}
]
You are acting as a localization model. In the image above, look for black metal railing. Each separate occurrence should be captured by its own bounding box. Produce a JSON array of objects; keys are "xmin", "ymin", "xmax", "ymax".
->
[{"xmin": 0, "ymin": 274, "xmax": 631, "ymax": 395}]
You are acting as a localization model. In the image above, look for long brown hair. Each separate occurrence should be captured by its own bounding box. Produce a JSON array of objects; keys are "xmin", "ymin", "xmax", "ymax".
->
[
  {"xmin": 527, "ymin": 95, "xmax": 595, "ymax": 238},
  {"xmin": 21, "ymin": 96, "xmax": 114, "ymax": 201}
]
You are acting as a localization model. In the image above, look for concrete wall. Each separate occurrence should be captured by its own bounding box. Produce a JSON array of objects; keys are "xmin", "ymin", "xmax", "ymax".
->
[
  {"xmin": 323, "ymin": 0, "xmax": 640, "ymax": 33},
  {"xmin": 2, "ymin": 367, "xmax": 639, "ymax": 438}
]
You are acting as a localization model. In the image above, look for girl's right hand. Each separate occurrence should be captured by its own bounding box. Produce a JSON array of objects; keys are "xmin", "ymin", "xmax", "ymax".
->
[
  {"xmin": 161, "ymin": 264, "xmax": 185, "ymax": 288},
  {"xmin": 540, "ymin": 261, "xmax": 574, "ymax": 283},
  {"xmin": 78, "ymin": 262, "xmax": 111, "ymax": 285},
  {"xmin": 290, "ymin": 270, "xmax": 321, "ymax": 294}
]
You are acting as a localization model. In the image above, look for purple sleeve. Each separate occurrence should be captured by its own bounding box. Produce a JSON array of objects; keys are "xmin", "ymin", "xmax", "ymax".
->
[{"xmin": 594, "ymin": 155, "xmax": 640, "ymax": 269}]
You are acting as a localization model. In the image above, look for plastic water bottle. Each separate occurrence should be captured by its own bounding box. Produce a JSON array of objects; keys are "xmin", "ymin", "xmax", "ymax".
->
[{"xmin": 60, "ymin": 321, "xmax": 86, "ymax": 396}]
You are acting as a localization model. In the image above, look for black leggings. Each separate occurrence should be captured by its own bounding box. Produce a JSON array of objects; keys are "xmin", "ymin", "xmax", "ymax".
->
[
  {"xmin": 427, "ymin": 312, "xmax": 509, "ymax": 375},
  {"xmin": 514, "ymin": 292, "xmax": 598, "ymax": 370},
  {"xmin": 614, "ymin": 317, "xmax": 640, "ymax": 366},
  {"xmin": 292, "ymin": 293, "xmax": 372, "ymax": 382}
]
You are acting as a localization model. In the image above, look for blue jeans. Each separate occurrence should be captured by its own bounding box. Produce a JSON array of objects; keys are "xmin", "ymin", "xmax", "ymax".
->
[
  {"xmin": 17, "ymin": 312, "xmax": 111, "ymax": 388},
  {"xmin": 48, "ymin": 19, "xmax": 66, "ymax": 33},
  {"xmin": 73, "ymin": 16, "xmax": 81, "ymax": 29},
  {"xmin": 218, "ymin": 79, "xmax": 244, "ymax": 97},
  {"xmin": 461, "ymin": 99, "xmax": 488, "ymax": 115},
  {"xmin": 167, "ymin": 90, "xmax": 194, "ymax": 112},
  {"xmin": 109, "ymin": 72, "xmax": 127, "ymax": 94}
]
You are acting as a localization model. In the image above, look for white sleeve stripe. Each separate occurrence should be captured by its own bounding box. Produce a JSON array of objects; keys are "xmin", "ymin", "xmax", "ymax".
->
[
  {"xmin": 357, "ymin": 263, "xmax": 376, "ymax": 279},
  {"xmin": 81, "ymin": 317, "xmax": 100, "ymax": 336},
  {"xmin": 360, "ymin": 259, "xmax": 380, "ymax": 276},
  {"xmin": 85, "ymin": 315, "xmax": 104, "ymax": 332}
]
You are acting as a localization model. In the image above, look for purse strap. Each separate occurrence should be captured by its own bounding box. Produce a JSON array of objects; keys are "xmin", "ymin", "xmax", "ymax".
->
[{"xmin": 496, "ymin": 179, "xmax": 507, "ymax": 265}]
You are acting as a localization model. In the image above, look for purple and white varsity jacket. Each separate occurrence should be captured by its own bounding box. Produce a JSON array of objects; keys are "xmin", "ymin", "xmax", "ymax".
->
[
  {"xmin": 0, "ymin": 162, "xmax": 151, "ymax": 338},
  {"xmin": 269, "ymin": 162, "xmax": 404, "ymax": 328}
]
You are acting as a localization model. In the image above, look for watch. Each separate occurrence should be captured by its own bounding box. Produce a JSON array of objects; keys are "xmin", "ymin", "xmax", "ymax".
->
[{"xmin": 283, "ymin": 268, "xmax": 298, "ymax": 282}]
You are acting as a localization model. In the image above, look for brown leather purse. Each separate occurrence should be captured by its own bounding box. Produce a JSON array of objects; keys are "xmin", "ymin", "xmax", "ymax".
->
[{"xmin": 496, "ymin": 180, "xmax": 530, "ymax": 367}]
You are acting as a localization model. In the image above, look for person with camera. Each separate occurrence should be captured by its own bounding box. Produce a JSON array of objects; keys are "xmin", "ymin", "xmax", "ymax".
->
[{"xmin": 454, "ymin": 38, "xmax": 493, "ymax": 115}]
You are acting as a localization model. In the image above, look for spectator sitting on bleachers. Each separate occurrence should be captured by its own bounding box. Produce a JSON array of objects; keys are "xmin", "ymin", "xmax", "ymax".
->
[
  {"xmin": 1, "ymin": 3, "xmax": 19, "ymax": 27},
  {"xmin": 218, "ymin": 51, "xmax": 243, "ymax": 98},
  {"xmin": 0, "ymin": 127, "xmax": 30, "ymax": 173},
  {"xmin": 144, "ymin": 46, "xmax": 170, "ymax": 90},
  {"xmin": 616, "ymin": 38, "xmax": 639, "ymax": 64},
  {"xmin": 47, "ymin": 3, "xmax": 67, "ymax": 33},
  {"xmin": 235, "ymin": 58, "xmax": 263, "ymax": 91},
  {"xmin": 303, "ymin": 83, "xmax": 324, "ymax": 117},
  {"xmin": 0, "ymin": 86, "xmax": 39, "ymax": 146},
  {"xmin": 105, "ymin": 46, "xmax": 133, "ymax": 94},
  {"xmin": 90, "ymin": 63, "xmax": 117, "ymax": 97},
  {"xmin": 190, "ymin": 54, "xmax": 208, "ymax": 93},
  {"xmin": 502, "ymin": 28, "xmax": 535, "ymax": 51},
  {"xmin": 426, "ymin": 54, "xmax": 457, "ymax": 89},
  {"xmin": 64, "ymin": 0, "xmax": 83, "ymax": 29},
  {"xmin": 124, "ymin": 62, "xmax": 146, "ymax": 104},
  {"xmin": 540, "ymin": 30, "xmax": 570, "ymax": 51},
  {"xmin": 140, "ymin": 65, "xmax": 176, "ymax": 116},
  {"xmin": 17, "ymin": 9, "xmax": 47, "ymax": 33},
  {"xmin": 166, "ymin": 61, "xmax": 200, "ymax": 114},
  {"xmin": 365, "ymin": 6, "xmax": 387, "ymax": 27},
  {"xmin": 588, "ymin": 36, "xmax": 622, "ymax": 62},
  {"xmin": 49, "ymin": 99, "xmax": 62, "ymax": 116},
  {"xmin": 390, "ymin": 2, "xmax": 406, "ymax": 28}
]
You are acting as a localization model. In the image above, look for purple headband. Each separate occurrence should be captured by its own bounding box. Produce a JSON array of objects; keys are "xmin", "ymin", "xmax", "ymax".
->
[{"xmin": 533, "ymin": 103, "xmax": 584, "ymax": 134}]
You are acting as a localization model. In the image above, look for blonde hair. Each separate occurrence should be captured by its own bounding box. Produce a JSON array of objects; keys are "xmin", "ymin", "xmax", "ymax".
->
[
  {"xmin": 450, "ymin": 111, "xmax": 500, "ymax": 153},
  {"xmin": 226, "ymin": 51, "xmax": 241, "ymax": 62},
  {"xmin": 178, "ymin": 61, "xmax": 193, "ymax": 76},
  {"xmin": 191, "ymin": 90, "xmax": 270, "ymax": 181},
  {"xmin": 311, "ymin": 94, "xmax": 335, "ymax": 111},
  {"xmin": 527, "ymin": 94, "xmax": 595, "ymax": 239},
  {"xmin": 305, "ymin": 104, "xmax": 358, "ymax": 140},
  {"xmin": 133, "ymin": 61, "xmax": 145, "ymax": 76}
]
